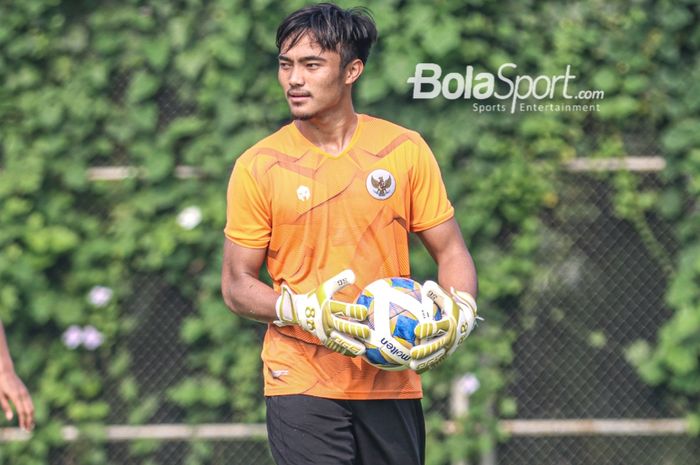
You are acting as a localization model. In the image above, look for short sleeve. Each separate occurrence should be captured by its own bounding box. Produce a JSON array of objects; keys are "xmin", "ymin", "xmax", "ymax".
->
[
  {"xmin": 224, "ymin": 157, "xmax": 272, "ymax": 248},
  {"xmin": 409, "ymin": 135, "xmax": 454, "ymax": 232}
]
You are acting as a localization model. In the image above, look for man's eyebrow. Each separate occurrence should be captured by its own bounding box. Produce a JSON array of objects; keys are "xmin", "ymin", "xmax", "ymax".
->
[{"xmin": 278, "ymin": 54, "xmax": 328, "ymax": 63}]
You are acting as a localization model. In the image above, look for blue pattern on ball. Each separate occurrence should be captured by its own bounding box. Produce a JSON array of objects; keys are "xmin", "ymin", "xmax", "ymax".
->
[
  {"xmin": 390, "ymin": 277, "xmax": 416, "ymax": 290},
  {"xmin": 393, "ymin": 315, "xmax": 418, "ymax": 344},
  {"xmin": 365, "ymin": 348, "xmax": 388, "ymax": 365},
  {"xmin": 357, "ymin": 294, "xmax": 373, "ymax": 309}
]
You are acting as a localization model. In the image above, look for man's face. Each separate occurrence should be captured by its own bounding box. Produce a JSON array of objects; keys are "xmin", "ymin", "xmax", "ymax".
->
[{"xmin": 278, "ymin": 33, "xmax": 347, "ymax": 120}]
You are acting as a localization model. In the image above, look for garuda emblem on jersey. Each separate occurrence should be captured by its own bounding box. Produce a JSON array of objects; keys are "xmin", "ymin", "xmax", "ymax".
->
[
  {"xmin": 372, "ymin": 175, "xmax": 391, "ymax": 196},
  {"xmin": 366, "ymin": 169, "xmax": 396, "ymax": 200}
]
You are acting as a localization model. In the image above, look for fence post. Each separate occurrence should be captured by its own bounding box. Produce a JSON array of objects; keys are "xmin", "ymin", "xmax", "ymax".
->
[
  {"xmin": 450, "ymin": 373, "xmax": 481, "ymax": 465},
  {"xmin": 480, "ymin": 400, "xmax": 497, "ymax": 465},
  {"xmin": 450, "ymin": 376, "xmax": 469, "ymax": 465}
]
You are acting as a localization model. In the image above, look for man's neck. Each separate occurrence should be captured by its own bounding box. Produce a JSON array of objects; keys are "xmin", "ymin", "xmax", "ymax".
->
[{"xmin": 294, "ymin": 109, "xmax": 359, "ymax": 156}]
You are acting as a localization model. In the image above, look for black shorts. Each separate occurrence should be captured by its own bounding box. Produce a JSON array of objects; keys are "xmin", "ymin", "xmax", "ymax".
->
[{"xmin": 265, "ymin": 395, "xmax": 425, "ymax": 465}]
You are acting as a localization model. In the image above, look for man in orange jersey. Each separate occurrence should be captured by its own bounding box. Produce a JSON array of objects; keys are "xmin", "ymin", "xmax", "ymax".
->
[{"xmin": 221, "ymin": 3, "xmax": 478, "ymax": 464}]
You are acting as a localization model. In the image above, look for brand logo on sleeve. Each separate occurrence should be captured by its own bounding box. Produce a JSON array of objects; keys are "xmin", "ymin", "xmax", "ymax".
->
[
  {"xmin": 366, "ymin": 169, "xmax": 396, "ymax": 200},
  {"xmin": 296, "ymin": 185, "xmax": 311, "ymax": 201}
]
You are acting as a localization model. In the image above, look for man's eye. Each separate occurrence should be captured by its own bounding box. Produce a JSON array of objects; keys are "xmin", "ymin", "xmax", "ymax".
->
[
  {"xmin": 307, "ymin": 63, "xmax": 320, "ymax": 69},
  {"xmin": 279, "ymin": 62, "xmax": 291, "ymax": 69}
]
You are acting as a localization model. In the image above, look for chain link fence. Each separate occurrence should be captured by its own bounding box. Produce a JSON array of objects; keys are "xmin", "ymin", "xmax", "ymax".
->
[
  {"xmin": 54, "ymin": 440, "xmax": 273, "ymax": 465},
  {"xmin": 500, "ymin": 436, "xmax": 699, "ymax": 465},
  {"xmin": 511, "ymin": 172, "xmax": 673, "ymax": 419},
  {"xmin": 497, "ymin": 167, "xmax": 688, "ymax": 465}
]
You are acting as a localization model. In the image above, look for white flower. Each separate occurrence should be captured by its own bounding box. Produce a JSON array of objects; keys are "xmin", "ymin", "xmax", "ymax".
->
[
  {"xmin": 177, "ymin": 206, "xmax": 202, "ymax": 230},
  {"xmin": 88, "ymin": 286, "xmax": 113, "ymax": 307},
  {"xmin": 82, "ymin": 325, "xmax": 104, "ymax": 350},
  {"xmin": 62, "ymin": 325, "xmax": 83, "ymax": 349},
  {"xmin": 458, "ymin": 373, "xmax": 480, "ymax": 396}
]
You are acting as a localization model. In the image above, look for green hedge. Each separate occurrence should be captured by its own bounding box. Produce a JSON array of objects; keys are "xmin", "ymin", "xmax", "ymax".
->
[{"xmin": 1, "ymin": 0, "xmax": 699, "ymax": 464}]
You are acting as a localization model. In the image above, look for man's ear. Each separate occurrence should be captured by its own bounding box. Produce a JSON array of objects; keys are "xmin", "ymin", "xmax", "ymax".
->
[{"xmin": 344, "ymin": 58, "xmax": 364, "ymax": 85}]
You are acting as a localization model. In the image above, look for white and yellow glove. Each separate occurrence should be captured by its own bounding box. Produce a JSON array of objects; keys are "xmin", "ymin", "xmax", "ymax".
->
[
  {"xmin": 274, "ymin": 269, "xmax": 370, "ymax": 357},
  {"xmin": 410, "ymin": 281, "xmax": 479, "ymax": 373}
]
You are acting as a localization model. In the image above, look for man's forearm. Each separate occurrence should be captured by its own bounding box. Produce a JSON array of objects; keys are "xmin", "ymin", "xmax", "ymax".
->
[
  {"xmin": 223, "ymin": 273, "xmax": 279, "ymax": 323},
  {"xmin": 436, "ymin": 251, "xmax": 478, "ymax": 298},
  {"xmin": 418, "ymin": 218, "xmax": 478, "ymax": 299}
]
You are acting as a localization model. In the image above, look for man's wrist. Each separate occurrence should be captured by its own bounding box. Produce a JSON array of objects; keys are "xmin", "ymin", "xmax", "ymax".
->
[
  {"xmin": 450, "ymin": 289, "xmax": 477, "ymax": 317},
  {"xmin": 0, "ymin": 360, "xmax": 14, "ymax": 377},
  {"xmin": 273, "ymin": 287, "xmax": 296, "ymax": 326}
]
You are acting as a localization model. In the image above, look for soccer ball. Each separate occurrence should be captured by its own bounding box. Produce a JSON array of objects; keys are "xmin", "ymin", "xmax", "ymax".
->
[{"xmin": 355, "ymin": 277, "xmax": 441, "ymax": 371}]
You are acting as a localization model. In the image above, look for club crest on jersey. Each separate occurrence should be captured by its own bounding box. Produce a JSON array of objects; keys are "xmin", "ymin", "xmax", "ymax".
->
[{"xmin": 366, "ymin": 169, "xmax": 396, "ymax": 200}]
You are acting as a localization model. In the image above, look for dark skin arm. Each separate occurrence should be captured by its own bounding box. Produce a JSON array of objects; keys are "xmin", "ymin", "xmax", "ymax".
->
[
  {"xmin": 416, "ymin": 217, "xmax": 478, "ymax": 298},
  {"xmin": 221, "ymin": 239, "xmax": 279, "ymax": 323}
]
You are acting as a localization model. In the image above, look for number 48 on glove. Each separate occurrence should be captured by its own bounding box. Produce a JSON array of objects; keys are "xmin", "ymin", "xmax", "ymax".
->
[
  {"xmin": 274, "ymin": 270, "xmax": 371, "ymax": 357},
  {"xmin": 410, "ymin": 281, "xmax": 479, "ymax": 373}
]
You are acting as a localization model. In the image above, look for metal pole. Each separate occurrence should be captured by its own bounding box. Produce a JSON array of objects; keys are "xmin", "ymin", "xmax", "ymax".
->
[{"xmin": 450, "ymin": 376, "xmax": 469, "ymax": 465}]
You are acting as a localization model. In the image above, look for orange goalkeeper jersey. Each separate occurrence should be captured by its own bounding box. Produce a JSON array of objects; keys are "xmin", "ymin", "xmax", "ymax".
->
[{"xmin": 224, "ymin": 114, "xmax": 454, "ymax": 399}]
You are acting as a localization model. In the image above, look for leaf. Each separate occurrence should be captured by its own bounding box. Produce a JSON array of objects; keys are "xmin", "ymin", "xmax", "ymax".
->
[
  {"xmin": 657, "ymin": 188, "xmax": 684, "ymax": 219},
  {"xmin": 622, "ymin": 74, "xmax": 649, "ymax": 94},
  {"xmin": 662, "ymin": 118, "xmax": 700, "ymax": 154},
  {"xmin": 598, "ymin": 95, "xmax": 639, "ymax": 119},
  {"xmin": 181, "ymin": 317, "xmax": 205, "ymax": 343},
  {"xmin": 60, "ymin": 25, "xmax": 89, "ymax": 53},
  {"xmin": 143, "ymin": 37, "xmax": 171, "ymax": 71},
  {"xmin": 175, "ymin": 49, "xmax": 208, "ymax": 80},
  {"xmin": 200, "ymin": 377, "xmax": 228, "ymax": 406},
  {"xmin": 421, "ymin": 16, "xmax": 462, "ymax": 58},
  {"xmin": 636, "ymin": 361, "xmax": 666, "ymax": 386},
  {"xmin": 168, "ymin": 378, "xmax": 199, "ymax": 407},
  {"xmin": 587, "ymin": 330, "xmax": 607, "ymax": 349},
  {"xmin": 49, "ymin": 226, "xmax": 81, "ymax": 253},
  {"xmin": 664, "ymin": 345, "xmax": 698, "ymax": 375},
  {"xmin": 127, "ymin": 395, "xmax": 159, "ymax": 424},
  {"xmin": 625, "ymin": 340, "xmax": 651, "ymax": 367},
  {"xmin": 128, "ymin": 103, "xmax": 158, "ymax": 132},
  {"xmin": 687, "ymin": 413, "xmax": 700, "ymax": 436},
  {"xmin": 168, "ymin": 16, "xmax": 191, "ymax": 50},
  {"xmin": 129, "ymin": 439, "xmax": 160, "ymax": 457},
  {"xmin": 592, "ymin": 67, "xmax": 619, "ymax": 92},
  {"xmin": 208, "ymin": 37, "xmax": 243, "ymax": 67},
  {"xmin": 118, "ymin": 377, "xmax": 139, "ymax": 402},
  {"xmin": 127, "ymin": 71, "xmax": 160, "ymax": 103},
  {"xmin": 499, "ymin": 397, "xmax": 518, "ymax": 417},
  {"xmin": 357, "ymin": 73, "xmax": 389, "ymax": 104}
]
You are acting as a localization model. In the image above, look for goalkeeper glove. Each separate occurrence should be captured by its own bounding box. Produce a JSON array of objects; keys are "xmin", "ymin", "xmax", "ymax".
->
[
  {"xmin": 274, "ymin": 269, "xmax": 370, "ymax": 357},
  {"xmin": 409, "ymin": 281, "xmax": 478, "ymax": 373}
]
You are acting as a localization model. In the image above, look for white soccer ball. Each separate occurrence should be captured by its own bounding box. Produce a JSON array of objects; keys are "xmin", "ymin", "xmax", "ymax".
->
[{"xmin": 355, "ymin": 278, "xmax": 441, "ymax": 370}]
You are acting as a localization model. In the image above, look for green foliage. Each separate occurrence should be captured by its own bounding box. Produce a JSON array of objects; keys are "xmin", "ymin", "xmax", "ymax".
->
[
  {"xmin": 1, "ymin": 0, "xmax": 699, "ymax": 464},
  {"xmin": 612, "ymin": 0, "xmax": 700, "ymax": 435}
]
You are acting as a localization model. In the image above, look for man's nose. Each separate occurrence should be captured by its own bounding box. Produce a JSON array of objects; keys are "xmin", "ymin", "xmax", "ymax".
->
[{"xmin": 288, "ymin": 65, "xmax": 304, "ymax": 86}]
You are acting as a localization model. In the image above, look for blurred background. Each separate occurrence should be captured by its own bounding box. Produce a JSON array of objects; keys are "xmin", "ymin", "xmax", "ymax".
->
[{"xmin": 1, "ymin": 0, "xmax": 699, "ymax": 464}]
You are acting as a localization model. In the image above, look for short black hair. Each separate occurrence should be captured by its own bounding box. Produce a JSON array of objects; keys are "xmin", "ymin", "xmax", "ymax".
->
[{"xmin": 276, "ymin": 3, "xmax": 378, "ymax": 68}]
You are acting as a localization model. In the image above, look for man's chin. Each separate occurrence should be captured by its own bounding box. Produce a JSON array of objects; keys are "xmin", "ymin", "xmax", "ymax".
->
[{"xmin": 290, "ymin": 109, "xmax": 314, "ymax": 121}]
